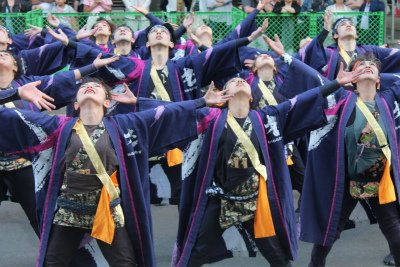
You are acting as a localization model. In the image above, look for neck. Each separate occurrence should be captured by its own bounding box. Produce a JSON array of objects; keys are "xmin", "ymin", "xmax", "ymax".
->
[
  {"xmin": 338, "ymin": 37, "xmax": 356, "ymax": 51},
  {"xmin": 257, "ymin": 66, "xmax": 274, "ymax": 82},
  {"xmin": 228, "ymin": 97, "xmax": 250, "ymax": 118},
  {"xmin": 0, "ymin": 70, "xmax": 14, "ymax": 88},
  {"xmin": 79, "ymin": 103, "xmax": 104, "ymax": 125},
  {"xmin": 151, "ymin": 45, "xmax": 169, "ymax": 69},
  {"xmin": 356, "ymin": 80, "xmax": 377, "ymax": 101},
  {"xmin": 336, "ymin": 3, "xmax": 344, "ymax": 7},
  {"xmin": 115, "ymin": 40, "xmax": 132, "ymax": 55},
  {"xmin": 96, "ymin": 35, "xmax": 109, "ymax": 45}
]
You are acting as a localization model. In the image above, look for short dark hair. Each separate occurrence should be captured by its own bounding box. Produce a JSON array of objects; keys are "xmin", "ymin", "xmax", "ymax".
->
[
  {"xmin": 113, "ymin": 25, "xmax": 134, "ymax": 39},
  {"xmin": 348, "ymin": 52, "xmax": 382, "ymax": 72},
  {"xmin": 146, "ymin": 23, "xmax": 177, "ymax": 45},
  {"xmin": 332, "ymin": 17, "xmax": 355, "ymax": 41}
]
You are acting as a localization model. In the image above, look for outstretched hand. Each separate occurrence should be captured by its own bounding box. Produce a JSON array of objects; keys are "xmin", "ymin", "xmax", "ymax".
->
[
  {"xmin": 186, "ymin": 26, "xmax": 202, "ymax": 47},
  {"xmin": 110, "ymin": 83, "xmax": 137, "ymax": 104},
  {"xmin": 336, "ymin": 62, "xmax": 363, "ymax": 85},
  {"xmin": 18, "ymin": 81, "xmax": 56, "ymax": 111},
  {"xmin": 262, "ymin": 34, "xmax": 285, "ymax": 56},
  {"xmin": 47, "ymin": 13, "xmax": 61, "ymax": 28},
  {"xmin": 93, "ymin": 53, "xmax": 120, "ymax": 69},
  {"xmin": 324, "ymin": 10, "xmax": 332, "ymax": 32},
  {"xmin": 183, "ymin": 13, "xmax": 195, "ymax": 28},
  {"xmin": 248, "ymin": 27, "xmax": 263, "ymax": 42},
  {"xmin": 47, "ymin": 26, "xmax": 69, "ymax": 46},
  {"xmin": 204, "ymin": 82, "xmax": 233, "ymax": 106},
  {"xmin": 24, "ymin": 24, "xmax": 43, "ymax": 38},
  {"xmin": 132, "ymin": 6, "xmax": 149, "ymax": 15},
  {"xmin": 76, "ymin": 25, "xmax": 97, "ymax": 40}
]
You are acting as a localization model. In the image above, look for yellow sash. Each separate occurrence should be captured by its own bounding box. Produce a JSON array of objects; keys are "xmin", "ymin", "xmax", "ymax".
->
[
  {"xmin": 73, "ymin": 119, "xmax": 125, "ymax": 244},
  {"xmin": 150, "ymin": 65, "xmax": 183, "ymax": 166},
  {"xmin": 150, "ymin": 65, "xmax": 171, "ymax": 102},
  {"xmin": 356, "ymin": 98, "xmax": 397, "ymax": 204},
  {"xmin": 226, "ymin": 112, "xmax": 276, "ymax": 238},
  {"xmin": 258, "ymin": 80, "xmax": 293, "ymax": 165},
  {"xmin": 258, "ymin": 80, "xmax": 278, "ymax": 106},
  {"xmin": 338, "ymin": 42, "xmax": 352, "ymax": 67}
]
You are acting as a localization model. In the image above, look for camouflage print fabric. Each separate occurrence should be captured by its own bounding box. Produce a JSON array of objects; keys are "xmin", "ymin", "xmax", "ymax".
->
[
  {"xmin": 68, "ymin": 122, "xmax": 106, "ymax": 172},
  {"xmin": 350, "ymin": 154, "xmax": 385, "ymax": 199},
  {"xmin": 257, "ymin": 80, "xmax": 276, "ymax": 110},
  {"xmin": 0, "ymin": 155, "xmax": 31, "ymax": 171},
  {"xmin": 219, "ymin": 117, "xmax": 259, "ymax": 229},
  {"xmin": 53, "ymin": 122, "xmax": 124, "ymax": 229},
  {"xmin": 53, "ymin": 188, "xmax": 123, "ymax": 229}
]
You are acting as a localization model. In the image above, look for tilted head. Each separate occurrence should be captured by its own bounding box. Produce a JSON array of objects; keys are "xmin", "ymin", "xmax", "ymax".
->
[
  {"xmin": 74, "ymin": 77, "xmax": 112, "ymax": 115},
  {"xmin": 146, "ymin": 24, "xmax": 176, "ymax": 49},
  {"xmin": 332, "ymin": 17, "xmax": 357, "ymax": 41},
  {"xmin": 93, "ymin": 19, "xmax": 115, "ymax": 39},
  {"xmin": 224, "ymin": 77, "xmax": 252, "ymax": 100},
  {"xmin": 349, "ymin": 53, "xmax": 381, "ymax": 88},
  {"xmin": 113, "ymin": 25, "xmax": 135, "ymax": 44},
  {"xmin": 252, "ymin": 53, "xmax": 277, "ymax": 74}
]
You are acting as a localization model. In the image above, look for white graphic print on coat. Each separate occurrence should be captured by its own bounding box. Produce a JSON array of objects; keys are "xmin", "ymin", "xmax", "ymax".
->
[
  {"xmin": 106, "ymin": 84, "xmax": 125, "ymax": 115},
  {"xmin": 308, "ymin": 94, "xmax": 338, "ymax": 150},
  {"xmin": 15, "ymin": 110, "xmax": 53, "ymax": 192},
  {"xmin": 264, "ymin": 115, "xmax": 282, "ymax": 143},
  {"xmin": 105, "ymin": 65, "xmax": 126, "ymax": 80},
  {"xmin": 393, "ymin": 101, "xmax": 400, "ymax": 131},
  {"xmin": 182, "ymin": 68, "xmax": 197, "ymax": 93},
  {"xmin": 182, "ymin": 134, "xmax": 204, "ymax": 181},
  {"xmin": 124, "ymin": 129, "xmax": 141, "ymax": 156}
]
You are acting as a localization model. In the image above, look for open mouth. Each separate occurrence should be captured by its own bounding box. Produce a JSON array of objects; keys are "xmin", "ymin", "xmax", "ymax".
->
[
  {"xmin": 363, "ymin": 68, "xmax": 373, "ymax": 74},
  {"xmin": 84, "ymin": 88, "xmax": 95, "ymax": 94}
]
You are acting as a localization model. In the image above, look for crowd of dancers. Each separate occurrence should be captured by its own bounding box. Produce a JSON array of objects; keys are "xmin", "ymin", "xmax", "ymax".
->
[{"xmin": 1, "ymin": 1, "xmax": 400, "ymax": 266}]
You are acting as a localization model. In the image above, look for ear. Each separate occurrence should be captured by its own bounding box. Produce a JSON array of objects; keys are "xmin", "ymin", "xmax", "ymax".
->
[
  {"xmin": 131, "ymin": 37, "xmax": 135, "ymax": 44},
  {"xmin": 74, "ymin": 101, "xmax": 80, "ymax": 111},
  {"xmin": 333, "ymin": 33, "xmax": 339, "ymax": 40},
  {"xmin": 103, "ymin": 99, "xmax": 111, "ymax": 109},
  {"xmin": 7, "ymin": 37, "xmax": 12, "ymax": 45},
  {"xmin": 146, "ymin": 41, "xmax": 150, "ymax": 48},
  {"xmin": 169, "ymin": 41, "xmax": 175, "ymax": 49}
]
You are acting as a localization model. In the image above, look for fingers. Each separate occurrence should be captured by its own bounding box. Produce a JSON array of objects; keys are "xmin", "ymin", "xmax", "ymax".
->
[
  {"xmin": 46, "ymin": 25, "xmax": 57, "ymax": 36},
  {"xmin": 274, "ymin": 34, "xmax": 281, "ymax": 43},
  {"xmin": 262, "ymin": 34, "xmax": 272, "ymax": 45},
  {"xmin": 108, "ymin": 55, "xmax": 120, "ymax": 63},
  {"xmin": 33, "ymin": 80, "xmax": 42, "ymax": 87},
  {"xmin": 96, "ymin": 53, "xmax": 102, "ymax": 60},
  {"xmin": 262, "ymin": 18, "xmax": 269, "ymax": 30},
  {"xmin": 123, "ymin": 83, "xmax": 129, "ymax": 92},
  {"xmin": 208, "ymin": 81, "xmax": 215, "ymax": 91},
  {"xmin": 41, "ymin": 92, "xmax": 54, "ymax": 102},
  {"xmin": 37, "ymin": 98, "xmax": 56, "ymax": 111}
]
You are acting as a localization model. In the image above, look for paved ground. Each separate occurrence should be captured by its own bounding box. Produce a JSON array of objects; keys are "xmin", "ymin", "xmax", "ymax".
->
[{"xmin": 0, "ymin": 200, "xmax": 392, "ymax": 267}]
